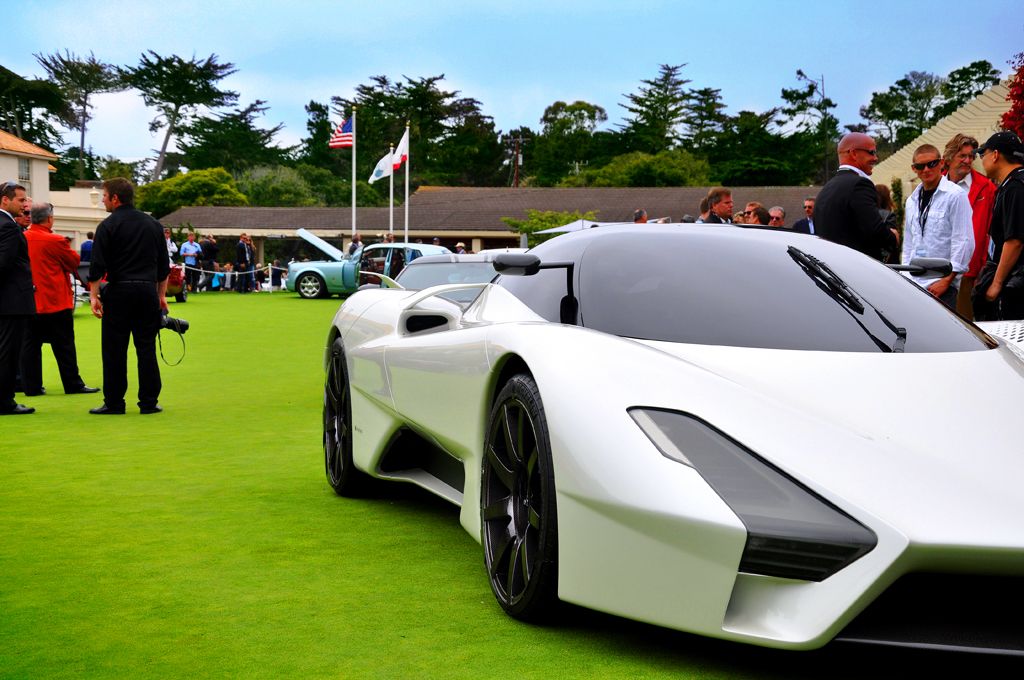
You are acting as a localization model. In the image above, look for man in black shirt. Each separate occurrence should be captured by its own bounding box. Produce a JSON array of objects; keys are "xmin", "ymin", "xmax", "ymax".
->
[
  {"xmin": 973, "ymin": 131, "xmax": 1024, "ymax": 320},
  {"xmin": 87, "ymin": 178, "xmax": 170, "ymax": 414}
]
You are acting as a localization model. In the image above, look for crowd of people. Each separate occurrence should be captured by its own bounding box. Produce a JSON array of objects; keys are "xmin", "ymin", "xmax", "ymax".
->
[
  {"xmin": 635, "ymin": 130, "xmax": 1023, "ymax": 322},
  {"xmin": 2, "ymin": 129, "xmax": 1024, "ymax": 416},
  {"xmin": 162, "ymin": 229, "xmax": 287, "ymax": 294}
]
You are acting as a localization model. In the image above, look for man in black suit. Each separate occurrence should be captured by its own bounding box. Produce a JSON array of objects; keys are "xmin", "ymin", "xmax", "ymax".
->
[
  {"xmin": 0, "ymin": 182, "xmax": 37, "ymax": 415},
  {"xmin": 791, "ymin": 197, "xmax": 816, "ymax": 234},
  {"xmin": 704, "ymin": 187, "xmax": 734, "ymax": 224},
  {"xmin": 815, "ymin": 133, "xmax": 898, "ymax": 261}
]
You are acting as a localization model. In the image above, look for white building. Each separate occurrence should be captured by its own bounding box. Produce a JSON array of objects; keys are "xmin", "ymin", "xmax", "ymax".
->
[{"xmin": 0, "ymin": 128, "xmax": 56, "ymax": 204}]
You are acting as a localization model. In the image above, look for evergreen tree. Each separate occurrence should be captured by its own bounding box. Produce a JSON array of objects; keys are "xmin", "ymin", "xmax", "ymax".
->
[
  {"xmin": 619, "ymin": 64, "xmax": 691, "ymax": 154},
  {"xmin": 178, "ymin": 101, "xmax": 293, "ymax": 174},
  {"xmin": 121, "ymin": 51, "xmax": 239, "ymax": 181},
  {"xmin": 34, "ymin": 50, "xmax": 125, "ymax": 179}
]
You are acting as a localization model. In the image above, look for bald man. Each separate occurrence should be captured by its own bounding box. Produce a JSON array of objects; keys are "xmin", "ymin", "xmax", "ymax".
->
[{"xmin": 814, "ymin": 132, "xmax": 899, "ymax": 261}]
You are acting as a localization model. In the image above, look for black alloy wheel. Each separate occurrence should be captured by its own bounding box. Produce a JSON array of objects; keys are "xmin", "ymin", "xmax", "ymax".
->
[
  {"xmin": 324, "ymin": 338, "xmax": 362, "ymax": 495},
  {"xmin": 297, "ymin": 272, "xmax": 326, "ymax": 299},
  {"xmin": 481, "ymin": 374, "xmax": 558, "ymax": 620}
]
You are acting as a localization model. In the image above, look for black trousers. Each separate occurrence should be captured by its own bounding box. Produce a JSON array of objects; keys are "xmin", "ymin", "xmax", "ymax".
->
[
  {"xmin": 185, "ymin": 264, "xmax": 201, "ymax": 291},
  {"xmin": 101, "ymin": 283, "xmax": 161, "ymax": 409},
  {"xmin": 0, "ymin": 315, "xmax": 28, "ymax": 410},
  {"xmin": 19, "ymin": 309, "xmax": 86, "ymax": 393}
]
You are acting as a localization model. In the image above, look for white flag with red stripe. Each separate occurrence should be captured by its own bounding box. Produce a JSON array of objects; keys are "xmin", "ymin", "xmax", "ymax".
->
[{"xmin": 392, "ymin": 127, "xmax": 409, "ymax": 170}]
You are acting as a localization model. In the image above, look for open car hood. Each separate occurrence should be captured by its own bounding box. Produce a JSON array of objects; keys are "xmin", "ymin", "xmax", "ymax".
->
[{"xmin": 296, "ymin": 228, "xmax": 346, "ymax": 262}]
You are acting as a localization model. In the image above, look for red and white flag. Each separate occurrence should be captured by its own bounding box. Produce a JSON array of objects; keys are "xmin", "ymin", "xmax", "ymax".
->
[
  {"xmin": 392, "ymin": 127, "xmax": 409, "ymax": 169},
  {"xmin": 328, "ymin": 117, "xmax": 354, "ymax": 148}
]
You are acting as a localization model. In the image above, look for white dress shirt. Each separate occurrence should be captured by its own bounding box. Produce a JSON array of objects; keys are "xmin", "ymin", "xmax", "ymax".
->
[{"xmin": 901, "ymin": 175, "xmax": 974, "ymax": 287}]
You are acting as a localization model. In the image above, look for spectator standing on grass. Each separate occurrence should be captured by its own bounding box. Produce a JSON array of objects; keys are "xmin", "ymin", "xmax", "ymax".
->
[
  {"xmin": 164, "ymin": 227, "xmax": 177, "ymax": 263},
  {"xmin": 791, "ymin": 197, "xmax": 816, "ymax": 234},
  {"xmin": 704, "ymin": 188, "xmax": 733, "ymax": 224},
  {"xmin": 179, "ymin": 232, "xmax": 203, "ymax": 292},
  {"xmin": 349, "ymin": 232, "xmax": 363, "ymax": 255},
  {"xmin": 200, "ymin": 234, "xmax": 218, "ymax": 275},
  {"xmin": 973, "ymin": 132, "xmax": 1024, "ymax": 321},
  {"xmin": 87, "ymin": 177, "xmax": 169, "ymax": 415},
  {"xmin": 0, "ymin": 182, "xmax": 36, "ymax": 415},
  {"xmin": 815, "ymin": 132, "xmax": 899, "ymax": 261},
  {"xmin": 236, "ymin": 234, "xmax": 254, "ymax": 293},
  {"xmin": 900, "ymin": 144, "xmax": 973, "ymax": 310},
  {"xmin": 943, "ymin": 133, "xmax": 996, "ymax": 319},
  {"xmin": 20, "ymin": 202, "xmax": 98, "ymax": 397},
  {"xmin": 80, "ymin": 231, "xmax": 94, "ymax": 262}
]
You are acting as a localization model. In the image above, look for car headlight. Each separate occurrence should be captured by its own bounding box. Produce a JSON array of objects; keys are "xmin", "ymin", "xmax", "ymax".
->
[{"xmin": 630, "ymin": 408, "xmax": 876, "ymax": 581}]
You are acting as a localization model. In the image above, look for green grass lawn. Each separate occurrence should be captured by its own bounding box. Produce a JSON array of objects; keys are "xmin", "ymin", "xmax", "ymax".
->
[{"xmin": 0, "ymin": 292, "xmax": 1013, "ymax": 678}]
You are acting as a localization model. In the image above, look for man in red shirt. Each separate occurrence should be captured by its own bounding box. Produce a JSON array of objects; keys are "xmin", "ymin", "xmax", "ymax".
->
[
  {"xmin": 20, "ymin": 203, "xmax": 98, "ymax": 396},
  {"xmin": 944, "ymin": 134, "xmax": 996, "ymax": 319}
]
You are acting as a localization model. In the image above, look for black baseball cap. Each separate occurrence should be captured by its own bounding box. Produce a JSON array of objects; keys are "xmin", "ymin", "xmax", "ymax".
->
[{"xmin": 977, "ymin": 131, "xmax": 1024, "ymax": 162}]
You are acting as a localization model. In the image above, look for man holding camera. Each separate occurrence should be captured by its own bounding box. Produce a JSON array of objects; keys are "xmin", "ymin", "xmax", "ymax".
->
[{"xmin": 88, "ymin": 178, "xmax": 169, "ymax": 415}]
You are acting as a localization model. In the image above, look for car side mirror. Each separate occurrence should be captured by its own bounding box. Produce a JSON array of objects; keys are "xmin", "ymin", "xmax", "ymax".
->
[
  {"xmin": 494, "ymin": 253, "xmax": 541, "ymax": 276},
  {"xmin": 889, "ymin": 258, "xmax": 953, "ymax": 277}
]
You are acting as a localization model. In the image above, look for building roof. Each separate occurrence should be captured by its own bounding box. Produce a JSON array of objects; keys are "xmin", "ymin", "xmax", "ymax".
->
[
  {"xmin": 872, "ymin": 79, "xmax": 1010, "ymax": 191},
  {"xmin": 161, "ymin": 185, "xmax": 822, "ymax": 236},
  {"xmin": 0, "ymin": 129, "xmax": 58, "ymax": 159}
]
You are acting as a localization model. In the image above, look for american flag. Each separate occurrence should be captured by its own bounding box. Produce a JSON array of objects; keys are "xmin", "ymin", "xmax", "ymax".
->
[{"xmin": 328, "ymin": 117, "xmax": 354, "ymax": 148}]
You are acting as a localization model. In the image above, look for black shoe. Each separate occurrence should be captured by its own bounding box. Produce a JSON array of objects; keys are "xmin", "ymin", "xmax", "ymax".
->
[
  {"xmin": 66, "ymin": 385, "xmax": 100, "ymax": 395},
  {"xmin": 0, "ymin": 404, "xmax": 35, "ymax": 415},
  {"xmin": 139, "ymin": 404, "xmax": 163, "ymax": 415},
  {"xmin": 23, "ymin": 387, "xmax": 46, "ymax": 396},
  {"xmin": 89, "ymin": 404, "xmax": 125, "ymax": 415}
]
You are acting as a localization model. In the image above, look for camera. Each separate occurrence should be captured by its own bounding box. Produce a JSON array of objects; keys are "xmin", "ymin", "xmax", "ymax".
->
[{"xmin": 161, "ymin": 313, "xmax": 190, "ymax": 335}]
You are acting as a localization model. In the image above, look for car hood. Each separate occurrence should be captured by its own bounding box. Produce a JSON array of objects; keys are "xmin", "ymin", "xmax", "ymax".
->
[
  {"xmin": 296, "ymin": 228, "xmax": 346, "ymax": 262},
  {"xmin": 633, "ymin": 339, "xmax": 1024, "ymax": 554}
]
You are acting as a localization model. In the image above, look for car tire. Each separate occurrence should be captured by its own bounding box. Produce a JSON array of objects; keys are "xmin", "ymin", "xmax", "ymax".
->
[
  {"xmin": 297, "ymin": 272, "xmax": 327, "ymax": 299},
  {"xmin": 324, "ymin": 338, "xmax": 365, "ymax": 496},
  {"xmin": 174, "ymin": 289, "xmax": 187, "ymax": 303},
  {"xmin": 481, "ymin": 373, "xmax": 558, "ymax": 621}
]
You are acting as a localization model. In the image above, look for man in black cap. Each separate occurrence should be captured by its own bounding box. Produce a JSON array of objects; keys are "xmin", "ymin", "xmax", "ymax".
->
[
  {"xmin": 88, "ymin": 177, "xmax": 170, "ymax": 414},
  {"xmin": 973, "ymin": 131, "xmax": 1024, "ymax": 320}
]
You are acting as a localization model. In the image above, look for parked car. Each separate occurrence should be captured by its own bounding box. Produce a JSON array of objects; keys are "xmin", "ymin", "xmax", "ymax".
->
[
  {"xmin": 321, "ymin": 223, "xmax": 1024, "ymax": 655},
  {"xmin": 286, "ymin": 229, "xmax": 449, "ymax": 298}
]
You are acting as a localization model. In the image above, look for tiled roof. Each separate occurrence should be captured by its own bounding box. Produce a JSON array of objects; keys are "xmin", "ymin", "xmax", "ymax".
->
[
  {"xmin": 161, "ymin": 185, "xmax": 822, "ymax": 234},
  {"xmin": 0, "ymin": 129, "xmax": 58, "ymax": 159}
]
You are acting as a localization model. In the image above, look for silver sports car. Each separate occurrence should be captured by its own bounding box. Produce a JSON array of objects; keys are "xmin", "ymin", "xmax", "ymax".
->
[{"xmin": 321, "ymin": 224, "xmax": 1024, "ymax": 655}]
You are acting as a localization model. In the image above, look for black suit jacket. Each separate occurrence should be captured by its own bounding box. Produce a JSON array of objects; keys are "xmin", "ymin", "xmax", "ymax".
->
[
  {"xmin": 814, "ymin": 169, "xmax": 897, "ymax": 261},
  {"xmin": 0, "ymin": 212, "xmax": 37, "ymax": 316},
  {"xmin": 791, "ymin": 218, "xmax": 813, "ymax": 235}
]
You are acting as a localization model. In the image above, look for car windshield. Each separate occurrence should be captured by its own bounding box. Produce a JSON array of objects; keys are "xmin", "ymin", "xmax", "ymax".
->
[
  {"xmin": 500, "ymin": 227, "xmax": 995, "ymax": 353},
  {"xmin": 396, "ymin": 261, "xmax": 498, "ymax": 289}
]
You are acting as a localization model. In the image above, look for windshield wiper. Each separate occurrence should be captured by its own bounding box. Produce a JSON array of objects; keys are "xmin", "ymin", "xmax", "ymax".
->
[{"xmin": 788, "ymin": 246, "xmax": 907, "ymax": 353}]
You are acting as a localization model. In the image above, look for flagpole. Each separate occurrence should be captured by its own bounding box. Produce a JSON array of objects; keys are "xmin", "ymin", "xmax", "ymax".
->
[
  {"xmin": 404, "ymin": 121, "xmax": 410, "ymax": 243},
  {"xmin": 351, "ymin": 107, "xmax": 357, "ymax": 238},
  {"xmin": 388, "ymin": 144, "xmax": 394, "ymax": 236}
]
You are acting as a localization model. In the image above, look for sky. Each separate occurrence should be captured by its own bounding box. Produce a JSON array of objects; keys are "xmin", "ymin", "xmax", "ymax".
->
[{"xmin": 5, "ymin": 0, "xmax": 1023, "ymax": 163}]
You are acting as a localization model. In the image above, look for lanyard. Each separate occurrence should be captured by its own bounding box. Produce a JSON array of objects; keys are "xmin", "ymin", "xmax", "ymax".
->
[{"xmin": 917, "ymin": 189, "xmax": 934, "ymax": 236}]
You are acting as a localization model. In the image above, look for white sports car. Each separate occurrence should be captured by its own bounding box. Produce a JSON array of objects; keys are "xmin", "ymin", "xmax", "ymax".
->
[{"xmin": 322, "ymin": 224, "xmax": 1024, "ymax": 655}]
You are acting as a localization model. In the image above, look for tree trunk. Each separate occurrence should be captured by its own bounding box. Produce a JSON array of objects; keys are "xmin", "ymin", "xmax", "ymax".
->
[
  {"xmin": 151, "ymin": 107, "xmax": 179, "ymax": 183},
  {"xmin": 78, "ymin": 97, "xmax": 87, "ymax": 180}
]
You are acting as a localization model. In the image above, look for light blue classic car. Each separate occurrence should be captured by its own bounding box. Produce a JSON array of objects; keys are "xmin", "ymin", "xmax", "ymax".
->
[{"xmin": 285, "ymin": 229, "xmax": 450, "ymax": 298}]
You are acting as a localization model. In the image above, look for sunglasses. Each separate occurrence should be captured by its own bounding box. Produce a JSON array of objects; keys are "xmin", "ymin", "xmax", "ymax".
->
[
  {"xmin": 911, "ymin": 158, "xmax": 942, "ymax": 171},
  {"xmin": 855, "ymin": 148, "xmax": 878, "ymax": 157}
]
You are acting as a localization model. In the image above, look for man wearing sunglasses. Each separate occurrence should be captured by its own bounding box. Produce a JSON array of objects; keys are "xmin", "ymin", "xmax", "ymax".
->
[
  {"xmin": 973, "ymin": 131, "xmax": 1024, "ymax": 321},
  {"xmin": 0, "ymin": 182, "xmax": 37, "ymax": 415},
  {"xmin": 815, "ymin": 132, "xmax": 899, "ymax": 261},
  {"xmin": 900, "ymin": 144, "xmax": 973, "ymax": 309}
]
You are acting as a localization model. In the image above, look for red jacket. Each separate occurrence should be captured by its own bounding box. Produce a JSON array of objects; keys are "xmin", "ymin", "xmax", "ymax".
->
[
  {"xmin": 964, "ymin": 168, "xmax": 996, "ymax": 278},
  {"xmin": 25, "ymin": 223, "xmax": 79, "ymax": 314}
]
